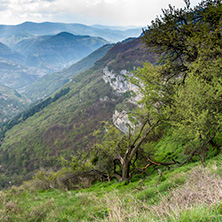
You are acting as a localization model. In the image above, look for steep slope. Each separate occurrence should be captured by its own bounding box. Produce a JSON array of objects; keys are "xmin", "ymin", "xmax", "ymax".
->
[
  {"xmin": 0, "ymin": 85, "xmax": 28, "ymax": 123},
  {"xmin": 23, "ymin": 44, "xmax": 115, "ymax": 101},
  {"xmin": 0, "ymin": 32, "xmax": 33, "ymax": 48},
  {"xmin": 0, "ymin": 22, "xmax": 142, "ymax": 44},
  {"xmin": 0, "ymin": 42, "xmax": 24, "ymax": 64},
  {"xmin": 0, "ymin": 60, "xmax": 45, "ymax": 92},
  {"xmin": 13, "ymin": 32, "xmax": 108, "ymax": 70},
  {"xmin": 0, "ymin": 37, "xmax": 156, "ymax": 188},
  {"xmin": 0, "ymin": 42, "xmax": 49, "ymax": 92}
]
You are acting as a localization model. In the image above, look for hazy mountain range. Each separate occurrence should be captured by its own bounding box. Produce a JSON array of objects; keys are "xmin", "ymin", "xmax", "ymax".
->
[
  {"xmin": 12, "ymin": 32, "xmax": 109, "ymax": 69},
  {"xmin": 0, "ymin": 22, "xmax": 142, "ymax": 45},
  {"xmin": 0, "ymin": 22, "xmax": 142, "ymax": 95}
]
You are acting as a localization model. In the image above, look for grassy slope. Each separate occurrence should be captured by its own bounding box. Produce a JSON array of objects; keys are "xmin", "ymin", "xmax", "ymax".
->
[
  {"xmin": 0, "ymin": 37, "xmax": 156, "ymax": 188},
  {"xmin": 0, "ymin": 85, "xmax": 28, "ymax": 122},
  {"xmin": 0, "ymin": 155, "xmax": 221, "ymax": 221},
  {"xmin": 24, "ymin": 44, "xmax": 115, "ymax": 101}
]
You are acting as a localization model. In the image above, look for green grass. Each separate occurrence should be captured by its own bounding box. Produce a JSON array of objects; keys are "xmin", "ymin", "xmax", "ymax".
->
[{"xmin": 1, "ymin": 156, "xmax": 221, "ymax": 221}]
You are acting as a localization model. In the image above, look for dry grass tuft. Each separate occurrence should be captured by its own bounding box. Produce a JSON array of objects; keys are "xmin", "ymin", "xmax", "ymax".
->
[
  {"xmin": 168, "ymin": 168, "xmax": 221, "ymax": 205},
  {"xmin": 152, "ymin": 167, "xmax": 222, "ymax": 218},
  {"xmin": 100, "ymin": 192, "xmax": 146, "ymax": 222},
  {"xmin": 97, "ymin": 166, "xmax": 222, "ymax": 221}
]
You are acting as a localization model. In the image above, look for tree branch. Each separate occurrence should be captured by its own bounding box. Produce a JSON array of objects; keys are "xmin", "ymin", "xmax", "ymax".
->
[{"xmin": 129, "ymin": 120, "xmax": 161, "ymax": 161}]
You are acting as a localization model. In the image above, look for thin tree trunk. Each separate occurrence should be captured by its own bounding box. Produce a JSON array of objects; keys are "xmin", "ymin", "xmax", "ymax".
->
[{"xmin": 121, "ymin": 159, "xmax": 130, "ymax": 181}]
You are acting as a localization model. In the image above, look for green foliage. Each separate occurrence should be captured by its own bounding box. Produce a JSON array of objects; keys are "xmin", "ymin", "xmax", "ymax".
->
[
  {"xmin": 92, "ymin": 123, "xmax": 125, "ymax": 174},
  {"xmin": 135, "ymin": 0, "xmax": 222, "ymax": 166},
  {"xmin": 143, "ymin": 0, "xmax": 222, "ymax": 80},
  {"xmin": 168, "ymin": 59, "xmax": 222, "ymax": 152}
]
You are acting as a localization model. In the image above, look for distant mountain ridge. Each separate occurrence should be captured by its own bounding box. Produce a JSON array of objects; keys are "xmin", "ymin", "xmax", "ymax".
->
[
  {"xmin": 13, "ymin": 31, "xmax": 108, "ymax": 69},
  {"xmin": 0, "ymin": 42, "xmax": 24, "ymax": 64},
  {"xmin": 0, "ymin": 32, "xmax": 109, "ymax": 94},
  {"xmin": 0, "ymin": 21, "xmax": 142, "ymax": 44}
]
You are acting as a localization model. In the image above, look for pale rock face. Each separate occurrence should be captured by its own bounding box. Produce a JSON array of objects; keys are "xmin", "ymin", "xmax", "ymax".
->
[
  {"xmin": 102, "ymin": 66, "xmax": 142, "ymax": 98},
  {"xmin": 103, "ymin": 66, "xmax": 130, "ymax": 94},
  {"xmin": 112, "ymin": 110, "xmax": 132, "ymax": 134},
  {"xmin": 102, "ymin": 66, "xmax": 143, "ymax": 133}
]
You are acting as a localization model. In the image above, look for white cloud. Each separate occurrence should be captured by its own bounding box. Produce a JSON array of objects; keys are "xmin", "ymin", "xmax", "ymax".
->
[{"xmin": 0, "ymin": 0, "xmax": 203, "ymax": 26}]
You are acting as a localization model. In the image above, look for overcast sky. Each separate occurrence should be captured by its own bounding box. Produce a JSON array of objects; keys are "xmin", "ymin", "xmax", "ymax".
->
[{"xmin": 0, "ymin": 0, "xmax": 202, "ymax": 27}]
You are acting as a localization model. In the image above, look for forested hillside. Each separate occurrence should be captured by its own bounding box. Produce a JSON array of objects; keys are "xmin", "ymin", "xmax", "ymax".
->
[
  {"xmin": 0, "ymin": 37, "xmax": 156, "ymax": 188},
  {"xmin": 0, "ymin": 1, "xmax": 221, "ymax": 221}
]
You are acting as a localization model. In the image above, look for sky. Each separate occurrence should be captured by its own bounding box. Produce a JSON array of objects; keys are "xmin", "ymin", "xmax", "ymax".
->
[{"xmin": 0, "ymin": 0, "xmax": 202, "ymax": 27}]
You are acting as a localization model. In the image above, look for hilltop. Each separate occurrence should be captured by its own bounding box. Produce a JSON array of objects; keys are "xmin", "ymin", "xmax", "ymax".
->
[{"xmin": 12, "ymin": 32, "xmax": 108, "ymax": 70}]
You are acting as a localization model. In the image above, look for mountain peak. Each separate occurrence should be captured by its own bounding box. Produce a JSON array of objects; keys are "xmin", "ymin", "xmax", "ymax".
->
[{"xmin": 56, "ymin": 32, "xmax": 74, "ymax": 37}]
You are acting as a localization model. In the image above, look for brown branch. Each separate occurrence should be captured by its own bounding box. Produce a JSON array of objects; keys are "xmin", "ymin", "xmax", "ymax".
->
[
  {"xmin": 131, "ymin": 119, "xmax": 149, "ymax": 148},
  {"xmin": 146, "ymin": 156, "xmax": 180, "ymax": 166},
  {"xmin": 129, "ymin": 120, "xmax": 161, "ymax": 161},
  {"xmin": 178, "ymin": 149, "xmax": 197, "ymax": 167},
  {"xmin": 132, "ymin": 151, "xmax": 139, "ymax": 166},
  {"xmin": 178, "ymin": 130, "xmax": 219, "ymax": 168},
  {"xmin": 111, "ymin": 173, "xmax": 122, "ymax": 181},
  {"xmin": 115, "ymin": 135, "xmax": 125, "ymax": 165},
  {"xmin": 113, "ymin": 159, "xmax": 122, "ymax": 176},
  {"xmin": 139, "ymin": 163, "xmax": 151, "ymax": 175},
  {"xmin": 129, "ymin": 162, "xmax": 151, "ymax": 179}
]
